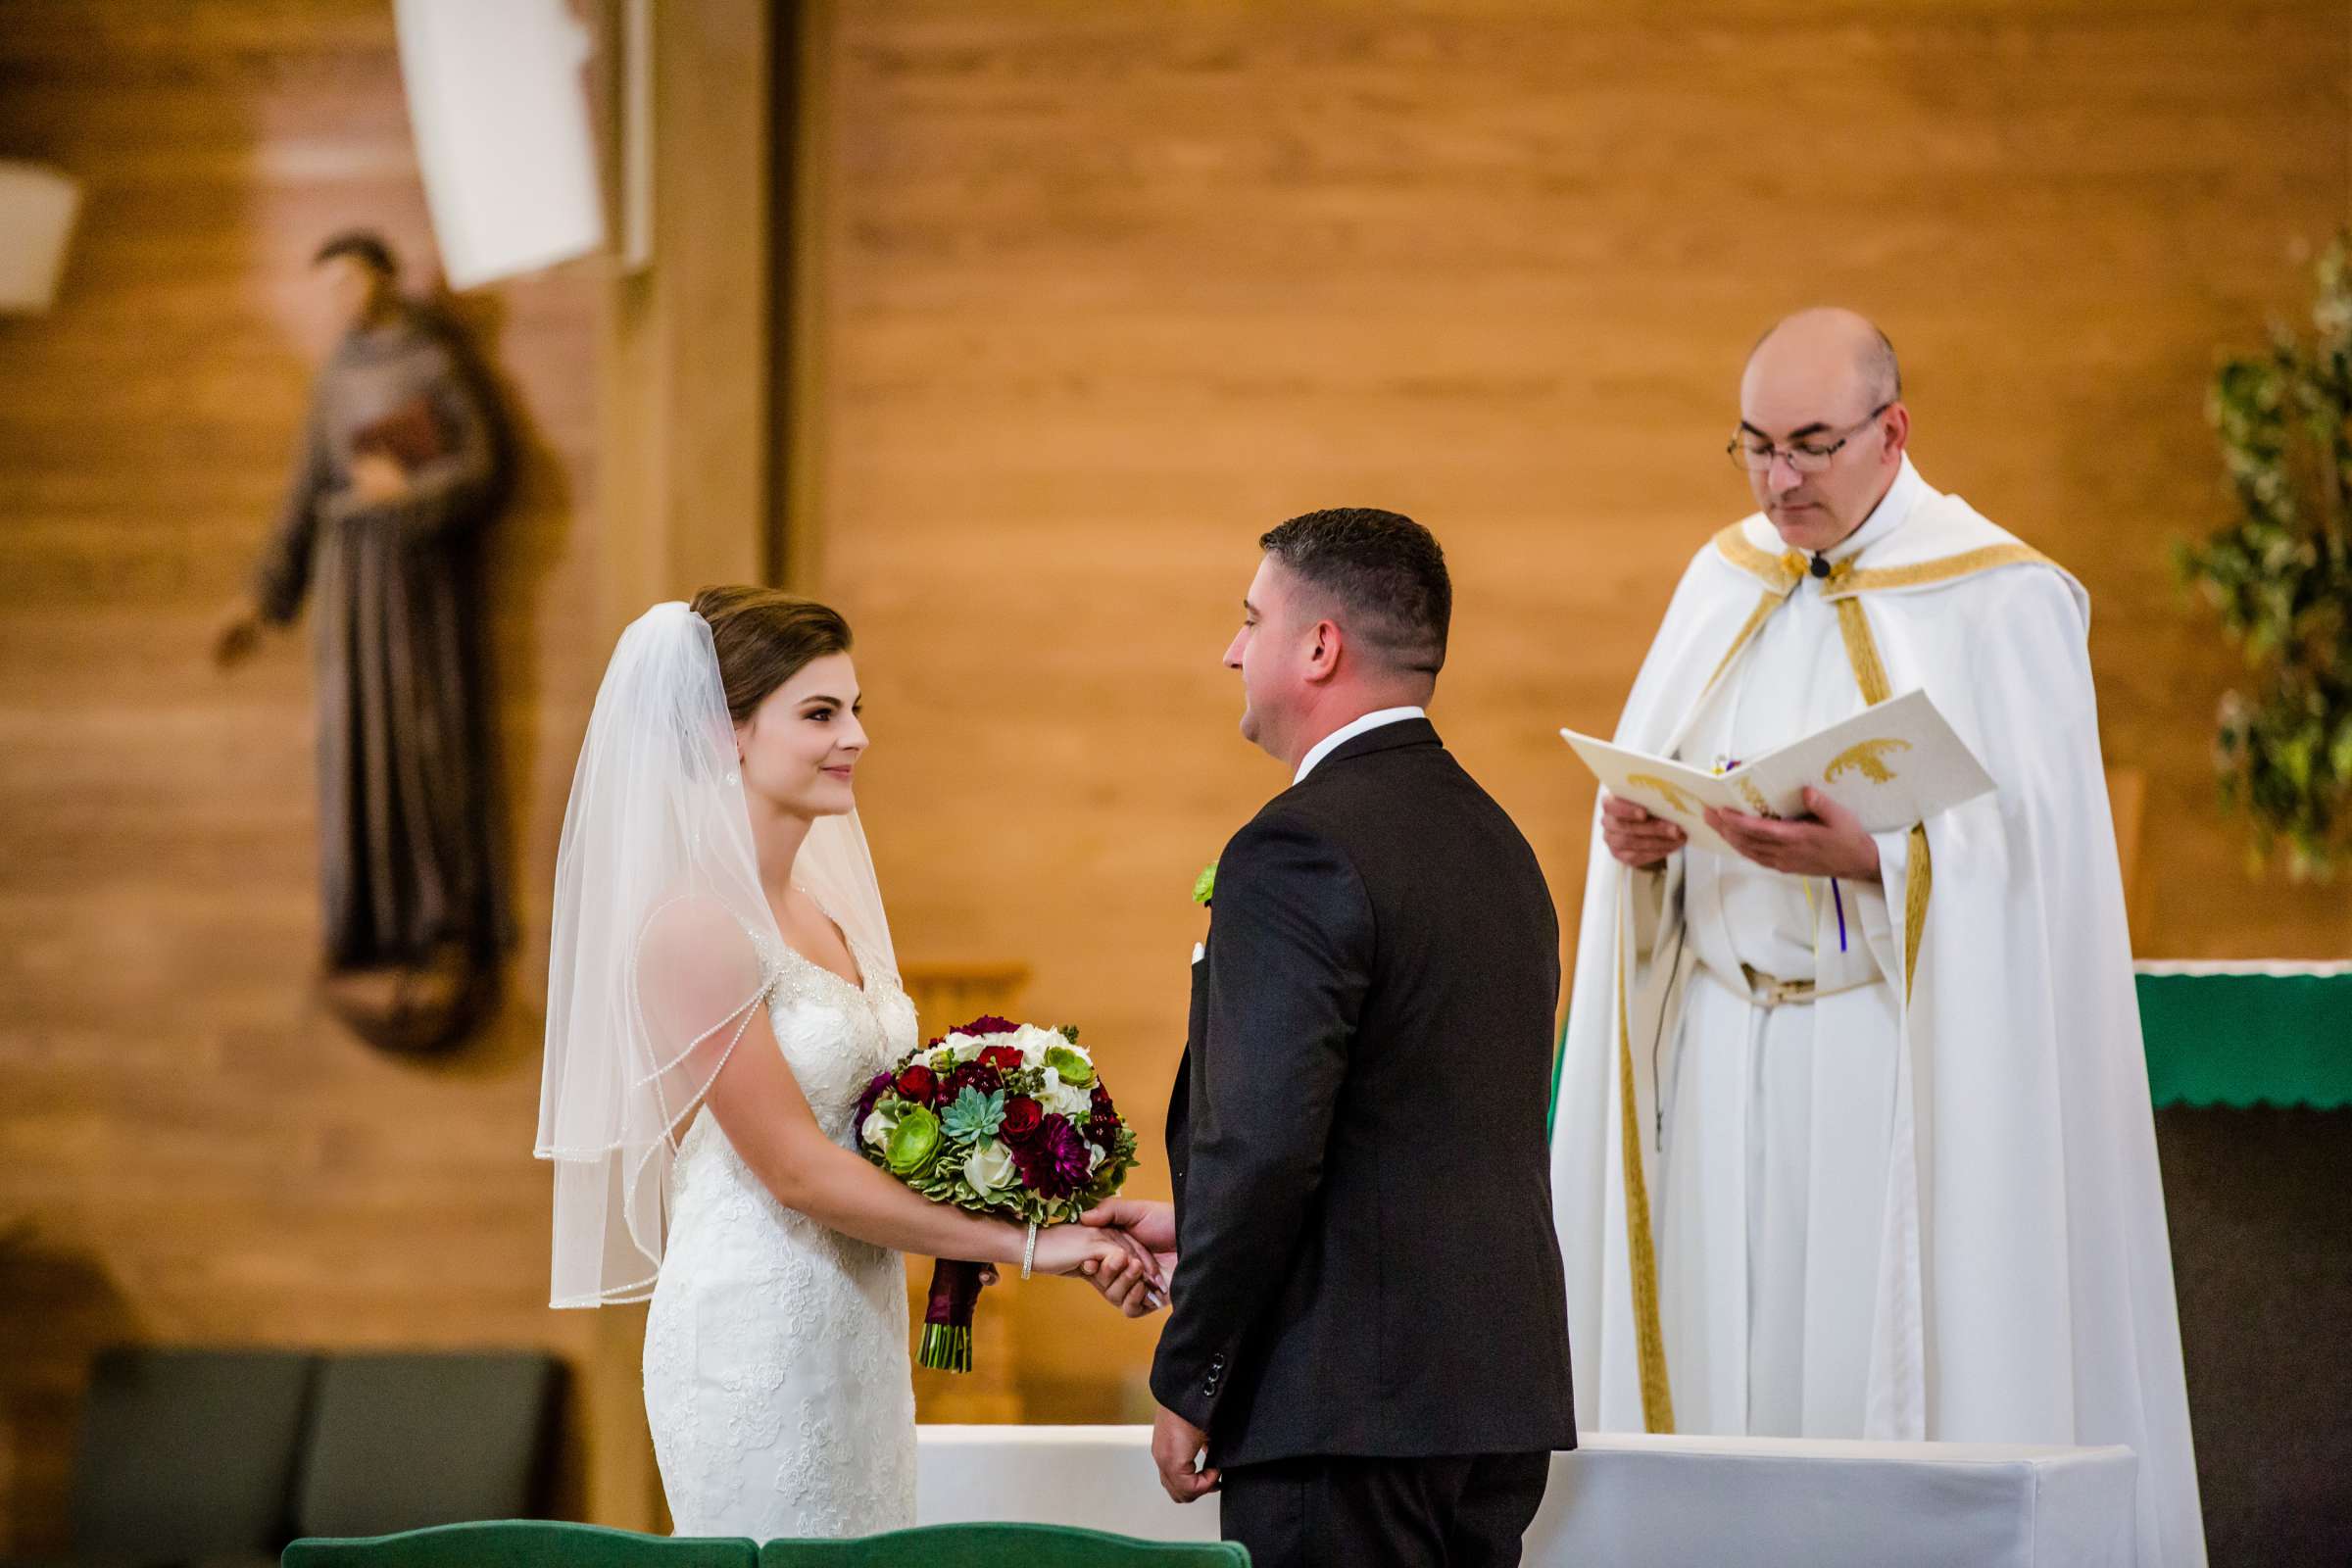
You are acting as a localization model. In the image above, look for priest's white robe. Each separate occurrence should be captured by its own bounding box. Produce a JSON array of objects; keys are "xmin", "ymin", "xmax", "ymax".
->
[{"xmin": 1548, "ymin": 460, "xmax": 2205, "ymax": 1568}]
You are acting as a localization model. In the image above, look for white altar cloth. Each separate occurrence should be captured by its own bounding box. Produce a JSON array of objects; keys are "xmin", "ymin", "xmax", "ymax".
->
[{"xmin": 915, "ymin": 1426, "xmax": 2138, "ymax": 1567}]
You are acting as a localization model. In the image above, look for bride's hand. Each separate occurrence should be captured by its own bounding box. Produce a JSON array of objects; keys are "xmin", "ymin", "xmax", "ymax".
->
[
  {"xmin": 1030, "ymin": 1224, "xmax": 1161, "ymax": 1303},
  {"xmin": 1053, "ymin": 1225, "xmax": 1168, "ymax": 1317}
]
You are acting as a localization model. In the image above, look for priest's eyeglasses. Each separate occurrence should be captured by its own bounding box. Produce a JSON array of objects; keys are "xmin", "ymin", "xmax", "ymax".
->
[{"xmin": 1727, "ymin": 403, "xmax": 1892, "ymax": 474}]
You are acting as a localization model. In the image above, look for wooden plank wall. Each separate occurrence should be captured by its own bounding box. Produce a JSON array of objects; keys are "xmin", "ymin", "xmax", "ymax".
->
[
  {"xmin": 0, "ymin": 2, "xmax": 608, "ymax": 1549},
  {"xmin": 2, "ymin": 0, "xmax": 2347, "ymax": 1536},
  {"xmin": 790, "ymin": 0, "xmax": 2352, "ymax": 1413}
]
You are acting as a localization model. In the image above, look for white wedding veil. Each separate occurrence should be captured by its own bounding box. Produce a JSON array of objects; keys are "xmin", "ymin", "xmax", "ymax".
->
[{"xmin": 535, "ymin": 600, "xmax": 897, "ymax": 1307}]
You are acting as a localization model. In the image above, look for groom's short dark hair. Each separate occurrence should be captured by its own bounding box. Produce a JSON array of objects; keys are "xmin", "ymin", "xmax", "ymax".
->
[{"xmin": 1259, "ymin": 508, "xmax": 1450, "ymax": 678}]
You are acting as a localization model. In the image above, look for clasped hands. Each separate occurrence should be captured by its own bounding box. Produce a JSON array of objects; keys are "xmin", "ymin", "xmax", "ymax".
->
[
  {"xmin": 1601, "ymin": 786, "xmax": 1882, "ymax": 882},
  {"xmin": 1018, "ymin": 1199, "xmax": 1173, "ymax": 1317}
]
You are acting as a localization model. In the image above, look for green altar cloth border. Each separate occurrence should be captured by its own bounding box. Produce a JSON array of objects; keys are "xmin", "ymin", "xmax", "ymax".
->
[
  {"xmin": 1547, "ymin": 960, "xmax": 2352, "ymax": 1134},
  {"xmin": 2132, "ymin": 961, "xmax": 2352, "ymax": 1110}
]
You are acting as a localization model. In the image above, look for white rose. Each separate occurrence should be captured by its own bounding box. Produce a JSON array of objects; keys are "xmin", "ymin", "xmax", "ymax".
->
[
  {"xmin": 1042, "ymin": 1071, "xmax": 1093, "ymax": 1119},
  {"xmin": 963, "ymin": 1138, "xmax": 1017, "ymax": 1196},
  {"xmin": 952, "ymin": 1036, "xmax": 984, "ymax": 1061},
  {"xmin": 860, "ymin": 1107, "xmax": 898, "ymax": 1151},
  {"xmin": 1086, "ymin": 1141, "xmax": 1106, "ymax": 1173}
]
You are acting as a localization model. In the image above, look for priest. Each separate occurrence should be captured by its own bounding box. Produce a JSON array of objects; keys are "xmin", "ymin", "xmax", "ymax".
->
[{"xmin": 1549, "ymin": 309, "xmax": 2204, "ymax": 1567}]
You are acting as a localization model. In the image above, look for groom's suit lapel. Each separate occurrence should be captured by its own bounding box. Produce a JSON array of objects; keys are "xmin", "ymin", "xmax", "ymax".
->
[{"xmin": 1168, "ymin": 938, "xmax": 1208, "ymax": 1210}]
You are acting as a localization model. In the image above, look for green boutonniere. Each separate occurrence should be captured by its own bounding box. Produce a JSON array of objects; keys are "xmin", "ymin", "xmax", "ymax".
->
[{"xmin": 1192, "ymin": 861, "xmax": 1217, "ymax": 906}]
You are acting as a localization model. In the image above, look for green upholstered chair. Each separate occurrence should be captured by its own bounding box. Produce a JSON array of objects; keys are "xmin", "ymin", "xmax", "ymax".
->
[
  {"xmin": 70, "ymin": 1345, "xmax": 318, "ymax": 1568},
  {"xmin": 291, "ymin": 1351, "xmax": 562, "ymax": 1540},
  {"xmin": 760, "ymin": 1524, "xmax": 1249, "ymax": 1566},
  {"xmin": 282, "ymin": 1521, "xmax": 759, "ymax": 1568}
]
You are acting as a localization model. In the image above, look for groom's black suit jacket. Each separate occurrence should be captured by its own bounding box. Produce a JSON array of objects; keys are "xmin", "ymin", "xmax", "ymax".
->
[{"xmin": 1151, "ymin": 717, "xmax": 1578, "ymax": 1468}]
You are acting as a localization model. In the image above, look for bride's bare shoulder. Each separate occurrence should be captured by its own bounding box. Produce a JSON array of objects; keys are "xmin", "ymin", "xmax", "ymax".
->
[{"xmin": 635, "ymin": 891, "xmax": 771, "ymax": 988}]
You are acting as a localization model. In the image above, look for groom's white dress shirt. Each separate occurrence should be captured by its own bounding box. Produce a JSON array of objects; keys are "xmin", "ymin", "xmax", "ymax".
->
[{"xmin": 1294, "ymin": 707, "xmax": 1426, "ymax": 784}]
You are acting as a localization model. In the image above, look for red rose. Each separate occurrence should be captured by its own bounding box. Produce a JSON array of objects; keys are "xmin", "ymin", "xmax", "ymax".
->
[
  {"xmin": 978, "ymin": 1045, "xmax": 1025, "ymax": 1074},
  {"xmin": 894, "ymin": 1064, "xmax": 939, "ymax": 1103},
  {"xmin": 1000, "ymin": 1096, "xmax": 1044, "ymax": 1143}
]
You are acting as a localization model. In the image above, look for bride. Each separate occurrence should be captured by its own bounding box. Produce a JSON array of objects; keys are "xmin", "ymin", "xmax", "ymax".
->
[{"xmin": 535, "ymin": 587, "xmax": 1155, "ymax": 1537}]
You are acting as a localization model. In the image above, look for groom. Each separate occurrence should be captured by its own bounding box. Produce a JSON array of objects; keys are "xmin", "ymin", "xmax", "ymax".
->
[{"xmin": 1089, "ymin": 509, "xmax": 1576, "ymax": 1568}]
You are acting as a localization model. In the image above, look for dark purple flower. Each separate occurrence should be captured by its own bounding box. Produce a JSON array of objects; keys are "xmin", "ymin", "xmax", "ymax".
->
[
  {"xmin": 955, "ymin": 1014, "xmax": 1019, "ymax": 1039},
  {"xmin": 854, "ymin": 1070, "xmax": 894, "ymax": 1132},
  {"xmin": 1012, "ymin": 1114, "xmax": 1092, "ymax": 1200},
  {"xmin": 943, "ymin": 1060, "xmax": 1004, "ymax": 1102},
  {"xmin": 1082, "ymin": 1083, "xmax": 1121, "ymax": 1149}
]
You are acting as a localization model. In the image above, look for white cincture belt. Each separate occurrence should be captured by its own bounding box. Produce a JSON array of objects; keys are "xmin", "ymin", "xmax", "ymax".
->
[{"xmin": 1700, "ymin": 959, "xmax": 1877, "ymax": 1010}]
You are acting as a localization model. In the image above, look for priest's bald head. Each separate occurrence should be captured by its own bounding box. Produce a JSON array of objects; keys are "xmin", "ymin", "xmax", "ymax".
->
[{"xmin": 1735, "ymin": 308, "xmax": 1913, "ymax": 554}]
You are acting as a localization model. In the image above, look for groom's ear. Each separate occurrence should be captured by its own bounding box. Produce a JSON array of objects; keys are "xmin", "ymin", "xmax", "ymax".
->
[{"xmin": 1303, "ymin": 617, "xmax": 1346, "ymax": 684}]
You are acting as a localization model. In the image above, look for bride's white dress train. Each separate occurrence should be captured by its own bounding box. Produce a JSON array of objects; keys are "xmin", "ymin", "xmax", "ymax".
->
[{"xmin": 642, "ymin": 927, "xmax": 919, "ymax": 1537}]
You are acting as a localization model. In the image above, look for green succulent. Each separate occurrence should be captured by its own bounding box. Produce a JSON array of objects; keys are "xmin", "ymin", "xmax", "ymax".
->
[
  {"xmin": 885, "ymin": 1105, "xmax": 943, "ymax": 1176},
  {"xmin": 2178, "ymin": 231, "xmax": 2352, "ymax": 879},
  {"xmin": 940, "ymin": 1087, "xmax": 1005, "ymax": 1146}
]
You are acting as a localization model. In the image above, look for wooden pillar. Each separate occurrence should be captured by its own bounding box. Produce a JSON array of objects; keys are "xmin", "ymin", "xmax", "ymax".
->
[
  {"xmin": 776, "ymin": 0, "xmax": 832, "ymax": 593},
  {"xmin": 597, "ymin": 0, "xmax": 775, "ymax": 634},
  {"xmin": 583, "ymin": 0, "xmax": 776, "ymax": 1530}
]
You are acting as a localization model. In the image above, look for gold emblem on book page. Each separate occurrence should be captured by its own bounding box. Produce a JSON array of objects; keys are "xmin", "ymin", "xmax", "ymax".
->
[
  {"xmin": 1625, "ymin": 773, "xmax": 1704, "ymax": 818},
  {"xmin": 1824, "ymin": 737, "xmax": 1912, "ymax": 785}
]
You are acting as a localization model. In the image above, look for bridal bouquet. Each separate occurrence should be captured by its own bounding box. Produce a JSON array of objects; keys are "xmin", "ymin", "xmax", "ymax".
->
[{"xmin": 855, "ymin": 1015, "xmax": 1140, "ymax": 1372}]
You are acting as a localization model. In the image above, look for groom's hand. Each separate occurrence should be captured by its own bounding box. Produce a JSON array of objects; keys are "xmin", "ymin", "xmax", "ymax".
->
[
  {"xmin": 1152, "ymin": 1403, "xmax": 1218, "ymax": 1503},
  {"xmin": 1084, "ymin": 1197, "xmax": 1174, "ymax": 1252},
  {"xmin": 1083, "ymin": 1198, "xmax": 1176, "ymax": 1315}
]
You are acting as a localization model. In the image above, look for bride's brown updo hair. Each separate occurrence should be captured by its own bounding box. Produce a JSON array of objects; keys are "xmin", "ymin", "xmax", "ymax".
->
[{"xmin": 690, "ymin": 586, "xmax": 854, "ymax": 722}]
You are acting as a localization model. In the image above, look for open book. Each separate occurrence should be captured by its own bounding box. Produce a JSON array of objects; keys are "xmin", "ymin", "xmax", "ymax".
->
[{"xmin": 1561, "ymin": 688, "xmax": 1996, "ymax": 859}]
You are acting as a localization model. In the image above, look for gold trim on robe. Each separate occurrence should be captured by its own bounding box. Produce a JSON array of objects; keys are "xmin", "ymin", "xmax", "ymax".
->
[
  {"xmin": 1710, "ymin": 523, "xmax": 1804, "ymax": 593},
  {"xmin": 1616, "ymin": 920, "xmax": 1676, "ymax": 1433},
  {"xmin": 1705, "ymin": 588, "xmax": 1795, "ymax": 693},
  {"xmin": 1833, "ymin": 594, "xmax": 1934, "ymax": 1001},
  {"xmin": 1823, "ymin": 543, "xmax": 2056, "ymax": 599}
]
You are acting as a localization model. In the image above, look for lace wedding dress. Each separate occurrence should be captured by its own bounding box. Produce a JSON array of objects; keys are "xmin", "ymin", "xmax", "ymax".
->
[{"xmin": 641, "ymin": 925, "xmax": 920, "ymax": 1537}]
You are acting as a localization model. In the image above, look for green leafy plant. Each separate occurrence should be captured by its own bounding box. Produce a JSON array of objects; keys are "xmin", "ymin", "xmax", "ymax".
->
[{"xmin": 2177, "ymin": 233, "xmax": 2352, "ymax": 879}]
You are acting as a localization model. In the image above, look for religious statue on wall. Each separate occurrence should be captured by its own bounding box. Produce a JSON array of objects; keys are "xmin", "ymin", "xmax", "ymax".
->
[{"xmin": 215, "ymin": 230, "xmax": 514, "ymax": 1052}]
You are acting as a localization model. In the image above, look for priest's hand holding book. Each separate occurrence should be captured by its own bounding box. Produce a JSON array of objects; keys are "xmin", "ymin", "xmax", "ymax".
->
[
  {"xmin": 1703, "ymin": 787, "xmax": 1883, "ymax": 881},
  {"xmin": 1600, "ymin": 791, "xmax": 1687, "ymax": 869}
]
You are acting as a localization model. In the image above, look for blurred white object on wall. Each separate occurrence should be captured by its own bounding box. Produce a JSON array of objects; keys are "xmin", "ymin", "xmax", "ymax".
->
[
  {"xmin": 393, "ymin": 0, "xmax": 605, "ymax": 290},
  {"xmin": 0, "ymin": 160, "xmax": 81, "ymax": 313}
]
